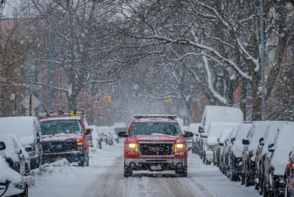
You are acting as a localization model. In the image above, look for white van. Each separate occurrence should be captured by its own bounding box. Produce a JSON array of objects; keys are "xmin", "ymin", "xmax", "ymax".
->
[
  {"xmin": 0, "ymin": 116, "xmax": 42, "ymax": 169},
  {"xmin": 198, "ymin": 106, "xmax": 243, "ymax": 158}
]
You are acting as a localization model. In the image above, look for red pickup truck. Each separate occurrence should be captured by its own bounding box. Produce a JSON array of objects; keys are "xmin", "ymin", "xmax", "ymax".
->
[
  {"xmin": 118, "ymin": 115, "xmax": 193, "ymax": 177},
  {"xmin": 39, "ymin": 111, "xmax": 91, "ymax": 166}
]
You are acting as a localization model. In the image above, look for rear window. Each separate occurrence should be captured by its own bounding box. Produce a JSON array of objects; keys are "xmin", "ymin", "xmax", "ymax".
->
[
  {"xmin": 130, "ymin": 122, "xmax": 181, "ymax": 136},
  {"xmin": 40, "ymin": 120, "xmax": 82, "ymax": 135}
]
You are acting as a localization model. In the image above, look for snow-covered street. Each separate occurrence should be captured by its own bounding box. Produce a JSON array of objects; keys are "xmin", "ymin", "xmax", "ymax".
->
[{"xmin": 29, "ymin": 143, "xmax": 260, "ymax": 197}]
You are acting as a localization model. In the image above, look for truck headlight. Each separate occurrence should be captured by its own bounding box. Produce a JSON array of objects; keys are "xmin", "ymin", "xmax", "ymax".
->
[
  {"xmin": 174, "ymin": 144, "xmax": 186, "ymax": 152},
  {"xmin": 126, "ymin": 143, "xmax": 138, "ymax": 152},
  {"xmin": 77, "ymin": 142, "xmax": 83, "ymax": 151}
]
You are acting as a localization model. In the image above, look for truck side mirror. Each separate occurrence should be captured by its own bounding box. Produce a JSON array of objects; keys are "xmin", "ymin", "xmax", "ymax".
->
[
  {"xmin": 85, "ymin": 129, "xmax": 91, "ymax": 135},
  {"xmin": 16, "ymin": 148, "xmax": 22, "ymax": 155},
  {"xmin": 198, "ymin": 126, "xmax": 204, "ymax": 133},
  {"xmin": 184, "ymin": 131, "xmax": 194, "ymax": 137},
  {"xmin": 118, "ymin": 131, "xmax": 128, "ymax": 138},
  {"xmin": 242, "ymin": 139, "xmax": 250, "ymax": 145},
  {"xmin": 0, "ymin": 141, "xmax": 6, "ymax": 150}
]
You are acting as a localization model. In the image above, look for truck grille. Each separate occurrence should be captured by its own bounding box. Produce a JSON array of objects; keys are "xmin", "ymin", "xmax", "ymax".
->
[
  {"xmin": 42, "ymin": 141, "xmax": 77, "ymax": 153},
  {"xmin": 139, "ymin": 143, "xmax": 174, "ymax": 156}
]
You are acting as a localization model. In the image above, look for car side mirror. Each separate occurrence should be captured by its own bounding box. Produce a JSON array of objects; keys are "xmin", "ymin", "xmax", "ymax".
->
[
  {"xmin": 0, "ymin": 141, "xmax": 6, "ymax": 150},
  {"xmin": 85, "ymin": 129, "xmax": 91, "ymax": 135},
  {"xmin": 5, "ymin": 157, "xmax": 14, "ymax": 167},
  {"xmin": 242, "ymin": 139, "xmax": 250, "ymax": 145},
  {"xmin": 218, "ymin": 142, "xmax": 224, "ymax": 146},
  {"xmin": 201, "ymin": 133, "xmax": 207, "ymax": 138},
  {"xmin": 16, "ymin": 148, "xmax": 22, "ymax": 155},
  {"xmin": 195, "ymin": 133, "xmax": 199, "ymax": 137},
  {"xmin": 184, "ymin": 131, "xmax": 194, "ymax": 137},
  {"xmin": 118, "ymin": 131, "xmax": 128, "ymax": 138},
  {"xmin": 268, "ymin": 143, "xmax": 275, "ymax": 152},
  {"xmin": 231, "ymin": 137, "xmax": 235, "ymax": 143},
  {"xmin": 259, "ymin": 137, "xmax": 264, "ymax": 146},
  {"xmin": 198, "ymin": 126, "xmax": 204, "ymax": 133}
]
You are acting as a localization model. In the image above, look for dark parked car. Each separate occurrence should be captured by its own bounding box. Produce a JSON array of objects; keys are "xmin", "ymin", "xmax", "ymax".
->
[
  {"xmin": 241, "ymin": 121, "xmax": 271, "ymax": 186},
  {"xmin": 254, "ymin": 121, "xmax": 286, "ymax": 194},
  {"xmin": 263, "ymin": 122, "xmax": 294, "ymax": 197},
  {"xmin": 227, "ymin": 122, "xmax": 252, "ymax": 181}
]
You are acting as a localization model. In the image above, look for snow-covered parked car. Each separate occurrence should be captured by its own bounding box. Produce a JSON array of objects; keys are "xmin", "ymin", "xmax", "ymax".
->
[
  {"xmin": 255, "ymin": 121, "xmax": 287, "ymax": 194},
  {"xmin": 226, "ymin": 122, "xmax": 252, "ymax": 181},
  {"xmin": 0, "ymin": 116, "xmax": 42, "ymax": 170},
  {"xmin": 0, "ymin": 134, "xmax": 30, "ymax": 176},
  {"xmin": 201, "ymin": 122, "xmax": 240, "ymax": 165},
  {"xmin": 214, "ymin": 128, "xmax": 233, "ymax": 167},
  {"xmin": 183, "ymin": 127, "xmax": 194, "ymax": 151},
  {"xmin": 0, "ymin": 141, "xmax": 28, "ymax": 197},
  {"xmin": 97, "ymin": 126, "xmax": 115, "ymax": 145},
  {"xmin": 189, "ymin": 123, "xmax": 200, "ymax": 154},
  {"xmin": 263, "ymin": 122, "xmax": 294, "ymax": 197},
  {"xmin": 198, "ymin": 105, "xmax": 243, "ymax": 158}
]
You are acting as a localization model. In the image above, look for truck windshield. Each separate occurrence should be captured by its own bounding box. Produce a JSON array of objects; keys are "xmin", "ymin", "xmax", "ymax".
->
[
  {"xmin": 40, "ymin": 120, "xmax": 82, "ymax": 135},
  {"xmin": 130, "ymin": 122, "xmax": 181, "ymax": 136}
]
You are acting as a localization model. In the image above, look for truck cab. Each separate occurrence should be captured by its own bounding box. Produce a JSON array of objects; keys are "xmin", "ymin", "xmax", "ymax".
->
[{"xmin": 119, "ymin": 115, "xmax": 193, "ymax": 177}]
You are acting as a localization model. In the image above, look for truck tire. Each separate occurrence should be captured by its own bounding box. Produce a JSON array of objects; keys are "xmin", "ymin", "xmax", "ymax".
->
[
  {"xmin": 176, "ymin": 166, "xmax": 187, "ymax": 177},
  {"xmin": 124, "ymin": 166, "xmax": 133, "ymax": 177}
]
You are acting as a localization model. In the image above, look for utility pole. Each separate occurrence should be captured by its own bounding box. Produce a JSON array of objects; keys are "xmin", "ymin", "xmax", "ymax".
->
[
  {"xmin": 49, "ymin": 27, "xmax": 52, "ymax": 112},
  {"xmin": 260, "ymin": 0, "xmax": 265, "ymax": 120}
]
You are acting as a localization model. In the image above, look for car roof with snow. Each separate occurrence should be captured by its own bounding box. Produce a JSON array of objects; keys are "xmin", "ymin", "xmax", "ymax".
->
[
  {"xmin": 261, "ymin": 121, "xmax": 288, "ymax": 156},
  {"xmin": 207, "ymin": 122, "xmax": 240, "ymax": 137},
  {"xmin": 247, "ymin": 121, "xmax": 272, "ymax": 151},
  {"xmin": 0, "ymin": 134, "xmax": 29, "ymax": 161},
  {"xmin": 0, "ymin": 116, "xmax": 39, "ymax": 146}
]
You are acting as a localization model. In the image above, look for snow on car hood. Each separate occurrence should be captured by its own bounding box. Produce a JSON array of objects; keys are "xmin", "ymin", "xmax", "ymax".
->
[
  {"xmin": 128, "ymin": 134, "xmax": 183, "ymax": 143},
  {"xmin": 231, "ymin": 141, "xmax": 244, "ymax": 158},
  {"xmin": 206, "ymin": 136, "xmax": 218, "ymax": 146},
  {"xmin": 42, "ymin": 134, "xmax": 83, "ymax": 142},
  {"xmin": 0, "ymin": 156, "xmax": 22, "ymax": 183}
]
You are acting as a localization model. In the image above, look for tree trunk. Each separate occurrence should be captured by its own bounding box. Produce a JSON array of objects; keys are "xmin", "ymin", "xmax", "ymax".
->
[
  {"xmin": 251, "ymin": 72, "xmax": 262, "ymax": 121},
  {"xmin": 240, "ymin": 79, "xmax": 247, "ymax": 120},
  {"xmin": 67, "ymin": 93, "xmax": 78, "ymax": 110}
]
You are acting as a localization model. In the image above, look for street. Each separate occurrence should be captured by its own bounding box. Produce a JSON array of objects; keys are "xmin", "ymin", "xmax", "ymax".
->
[{"xmin": 30, "ymin": 143, "xmax": 260, "ymax": 197}]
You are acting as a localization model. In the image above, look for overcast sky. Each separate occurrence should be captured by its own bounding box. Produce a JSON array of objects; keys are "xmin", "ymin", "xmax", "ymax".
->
[{"xmin": 2, "ymin": 0, "xmax": 21, "ymax": 17}]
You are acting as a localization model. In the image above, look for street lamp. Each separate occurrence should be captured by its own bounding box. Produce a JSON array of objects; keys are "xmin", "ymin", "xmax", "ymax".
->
[
  {"xmin": 49, "ymin": 27, "xmax": 52, "ymax": 112},
  {"xmin": 260, "ymin": 0, "xmax": 265, "ymax": 120}
]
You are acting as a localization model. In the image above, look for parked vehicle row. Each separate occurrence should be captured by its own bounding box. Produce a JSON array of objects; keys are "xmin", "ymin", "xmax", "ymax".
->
[
  {"xmin": 192, "ymin": 106, "xmax": 294, "ymax": 197},
  {"xmin": 0, "ymin": 111, "xmax": 95, "ymax": 196}
]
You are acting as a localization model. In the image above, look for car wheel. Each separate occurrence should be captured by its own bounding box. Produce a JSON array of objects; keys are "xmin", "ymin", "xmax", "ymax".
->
[
  {"xmin": 284, "ymin": 184, "xmax": 289, "ymax": 197},
  {"xmin": 263, "ymin": 180, "xmax": 268, "ymax": 197},
  {"xmin": 241, "ymin": 175, "xmax": 245, "ymax": 185},
  {"xmin": 259, "ymin": 180, "xmax": 263, "ymax": 195},
  {"xmin": 245, "ymin": 174, "xmax": 251, "ymax": 187}
]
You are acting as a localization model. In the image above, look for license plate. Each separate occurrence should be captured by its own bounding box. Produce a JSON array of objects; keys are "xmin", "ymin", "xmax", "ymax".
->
[
  {"xmin": 150, "ymin": 165, "xmax": 161, "ymax": 170},
  {"xmin": 55, "ymin": 158, "xmax": 62, "ymax": 162}
]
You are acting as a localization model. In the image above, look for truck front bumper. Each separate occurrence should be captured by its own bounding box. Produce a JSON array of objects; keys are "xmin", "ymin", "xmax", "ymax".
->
[
  {"xmin": 42, "ymin": 151, "xmax": 84, "ymax": 164},
  {"xmin": 124, "ymin": 158, "xmax": 187, "ymax": 171}
]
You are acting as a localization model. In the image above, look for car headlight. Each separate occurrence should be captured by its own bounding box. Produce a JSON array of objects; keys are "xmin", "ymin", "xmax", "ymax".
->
[
  {"xmin": 207, "ymin": 146, "xmax": 214, "ymax": 151},
  {"xmin": 13, "ymin": 181, "xmax": 25, "ymax": 190}
]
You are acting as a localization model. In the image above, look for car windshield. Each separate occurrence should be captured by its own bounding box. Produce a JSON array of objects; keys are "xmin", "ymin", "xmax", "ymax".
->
[
  {"xmin": 40, "ymin": 120, "xmax": 82, "ymax": 135},
  {"xmin": 130, "ymin": 122, "xmax": 181, "ymax": 136}
]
